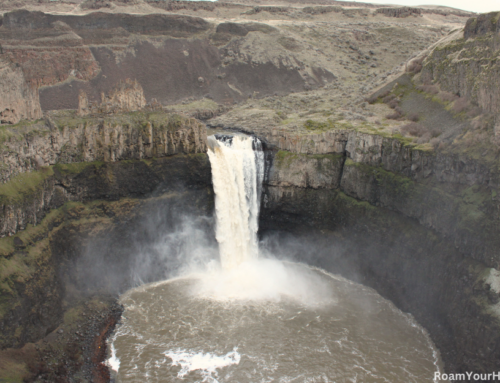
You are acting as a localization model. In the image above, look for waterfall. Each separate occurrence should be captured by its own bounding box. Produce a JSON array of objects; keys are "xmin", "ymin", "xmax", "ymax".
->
[{"xmin": 207, "ymin": 134, "xmax": 264, "ymax": 270}]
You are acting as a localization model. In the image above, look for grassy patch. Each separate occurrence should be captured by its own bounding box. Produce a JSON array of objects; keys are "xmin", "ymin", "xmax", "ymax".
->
[
  {"xmin": 53, "ymin": 161, "xmax": 104, "ymax": 175},
  {"xmin": 304, "ymin": 119, "xmax": 335, "ymax": 131},
  {"xmin": 275, "ymin": 150, "xmax": 298, "ymax": 168},
  {"xmin": 344, "ymin": 159, "xmax": 414, "ymax": 197},
  {"xmin": 0, "ymin": 167, "xmax": 54, "ymax": 205},
  {"xmin": 0, "ymin": 358, "xmax": 28, "ymax": 383}
]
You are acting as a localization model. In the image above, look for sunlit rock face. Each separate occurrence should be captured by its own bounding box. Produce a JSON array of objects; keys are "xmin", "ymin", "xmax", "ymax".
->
[{"xmin": 0, "ymin": 55, "xmax": 42, "ymax": 124}]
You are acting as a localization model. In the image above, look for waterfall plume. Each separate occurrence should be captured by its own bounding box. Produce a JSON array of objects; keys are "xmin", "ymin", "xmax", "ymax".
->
[{"xmin": 207, "ymin": 134, "xmax": 264, "ymax": 270}]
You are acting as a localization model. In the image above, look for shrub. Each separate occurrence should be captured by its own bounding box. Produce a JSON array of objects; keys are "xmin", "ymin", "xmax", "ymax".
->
[
  {"xmin": 383, "ymin": 94, "xmax": 396, "ymax": 104},
  {"xmin": 417, "ymin": 132, "xmax": 432, "ymax": 144},
  {"xmin": 429, "ymin": 137, "xmax": 442, "ymax": 149},
  {"xmin": 430, "ymin": 128, "xmax": 441, "ymax": 138},
  {"xmin": 367, "ymin": 89, "xmax": 392, "ymax": 104},
  {"xmin": 386, "ymin": 111, "xmax": 402, "ymax": 120},
  {"xmin": 401, "ymin": 122, "xmax": 428, "ymax": 137},
  {"xmin": 407, "ymin": 112, "xmax": 419, "ymax": 122},
  {"xmin": 379, "ymin": 89, "xmax": 391, "ymax": 99},
  {"xmin": 387, "ymin": 99, "xmax": 399, "ymax": 109}
]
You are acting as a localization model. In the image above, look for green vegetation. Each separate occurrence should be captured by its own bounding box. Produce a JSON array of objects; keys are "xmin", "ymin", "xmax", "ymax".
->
[
  {"xmin": 0, "ymin": 126, "xmax": 18, "ymax": 145},
  {"xmin": 335, "ymin": 189, "xmax": 376, "ymax": 211},
  {"xmin": 0, "ymin": 167, "xmax": 54, "ymax": 205},
  {"xmin": 344, "ymin": 159, "xmax": 414, "ymax": 197},
  {"xmin": 0, "ymin": 357, "xmax": 28, "ymax": 383},
  {"xmin": 303, "ymin": 119, "xmax": 335, "ymax": 131},
  {"xmin": 53, "ymin": 161, "xmax": 104, "ymax": 175},
  {"xmin": 51, "ymin": 110, "xmax": 197, "ymax": 132},
  {"xmin": 275, "ymin": 150, "xmax": 298, "ymax": 168}
]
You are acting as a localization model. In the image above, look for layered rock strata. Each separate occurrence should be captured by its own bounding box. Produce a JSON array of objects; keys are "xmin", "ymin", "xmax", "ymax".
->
[
  {"xmin": 0, "ymin": 112, "xmax": 206, "ymax": 238},
  {"xmin": 78, "ymin": 79, "xmax": 147, "ymax": 116},
  {"xmin": 256, "ymin": 126, "xmax": 500, "ymax": 377},
  {"xmin": 422, "ymin": 12, "xmax": 500, "ymax": 115}
]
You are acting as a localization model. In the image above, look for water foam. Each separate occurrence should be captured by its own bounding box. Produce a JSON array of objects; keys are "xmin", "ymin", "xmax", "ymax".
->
[
  {"xmin": 165, "ymin": 348, "xmax": 241, "ymax": 381},
  {"xmin": 107, "ymin": 342, "xmax": 120, "ymax": 372},
  {"xmin": 204, "ymin": 134, "xmax": 335, "ymax": 307},
  {"xmin": 191, "ymin": 259, "xmax": 335, "ymax": 307}
]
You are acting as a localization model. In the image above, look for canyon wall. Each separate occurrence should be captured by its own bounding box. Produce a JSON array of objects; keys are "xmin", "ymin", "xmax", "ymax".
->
[
  {"xmin": 256, "ymin": 124, "xmax": 500, "ymax": 376},
  {"xmin": 0, "ymin": 112, "xmax": 206, "ymax": 238},
  {"xmin": 0, "ymin": 6, "xmax": 497, "ymax": 381},
  {"xmin": 0, "ymin": 111, "xmax": 212, "ymax": 350},
  {"xmin": 0, "ymin": 10, "xmax": 333, "ymax": 112}
]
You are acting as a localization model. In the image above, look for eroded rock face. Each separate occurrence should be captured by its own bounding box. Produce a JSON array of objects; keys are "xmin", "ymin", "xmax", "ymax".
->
[
  {"xmin": 267, "ymin": 152, "xmax": 344, "ymax": 189},
  {"xmin": 0, "ymin": 185, "xmax": 213, "ymax": 350},
  {"xmin": 0, "ymin": 113, "xmax": 206, "ymax": 184},
  {"xmin": 0, "ymin": 10, "xmax": 334, "ymax": 111},
  {"xmin": 464, "ymin": 12, "xmax": 500, "ymax": 40},
  {"xmin": 0, "ymin": 55, "xmax": 42, "ymax": 124},
  {"xmin": 78, "ymin": 79, "xmax": 146, "ymax": 116},
  {"xmin": 0, "ymin": 112, "xmax": 207, "ymax": 238},
  {"xmin": 422, "ymin": 15, "xmax": 500, "ymax": 115},
  {"xmin": 375, "ymin": 7, "xmax": 421, "ymax": 18},
  {"xmin": 259, "ymin": 122, "xmax": 500, "ymax": 376},
  {"xmin": 262, "ymin": 128, "xmax": 500, "ymax": 265},
  {"xmin": 0, "ymin": 153, "xmax": 211, "ymax": 239}
]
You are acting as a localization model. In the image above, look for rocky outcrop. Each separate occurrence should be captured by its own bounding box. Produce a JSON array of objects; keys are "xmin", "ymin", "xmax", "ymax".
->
[
  {"xmin": 0, "ymin": 152, "xmax": 211, "ymax": 237},
  {"xmin": 268, "ymin": 152, "xmax": 344, "ymax": 189},
  {"xmin": 0, "ymin": 112, "xmax": 207, "ymax": 238},
  {"xmin": 375, "ymin": 7, "xmax": 421, "ymax": 18},
  {"xmin": 421, "ymin": 13, "xmax": 500, "ymax": 115},
  {"xmin": 100, "ymin": 79, "xmax": 146, "ymax": 113},
  {"xmin": 0, "ymin": 55, "xmax": 42, "ymax": 124},
  {"xmin": 1, "ymin": 10, "xmax": 211, "ymax": 38},
  {"xmin": 0, "ymin": 9, "xmax": 341, "ymax": 111},
  {"xmin": 260, "ymin": 125, "xmax": 500, "ymax": 376},
  {"xmin": 251, "ymin": 126, "xmax": 497, "ymax": 189},
  {"xmin": 78, "ymin": 79, "xmax": 146, "ymax": 116},
  {"xmin": 0, "ymin": 112, "xmax": 206, "ymax": 184},
  {"xmin": 262, "ymin": 128, "xmax": 500, "ymax": 266},
  {"xmin": 464, "ymin": 12, "xmax": 500, "ymax": 40}
]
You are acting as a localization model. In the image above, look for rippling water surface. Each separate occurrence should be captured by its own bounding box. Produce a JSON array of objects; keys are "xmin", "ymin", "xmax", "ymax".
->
[{"xmin": 109, "ymin": 262, "xmax": 443, "ymax": 383}]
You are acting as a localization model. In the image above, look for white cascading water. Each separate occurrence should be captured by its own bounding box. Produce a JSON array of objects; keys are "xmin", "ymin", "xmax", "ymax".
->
[
  {"xmin": 207, "ymin": 134, "xmax": 264, "ymax": 270},
  {"xmin": 202, "ymin": 134, "xmax": 332, "ymax": 303},
  {"xmin": 108, "ymin": 134, "xmax": 445, "ymax": 383}
]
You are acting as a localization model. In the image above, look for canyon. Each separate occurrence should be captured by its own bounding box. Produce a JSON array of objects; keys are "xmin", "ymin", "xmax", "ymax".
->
[{"xmin": 0, "ymin": 1, "xmax": 499, "ymax": 382}]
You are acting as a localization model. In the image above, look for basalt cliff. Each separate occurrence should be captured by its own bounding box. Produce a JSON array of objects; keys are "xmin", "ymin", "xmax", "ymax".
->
[{"xmin": 0, "ymin": 2, "xmax": 499, "ymax": 382}]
